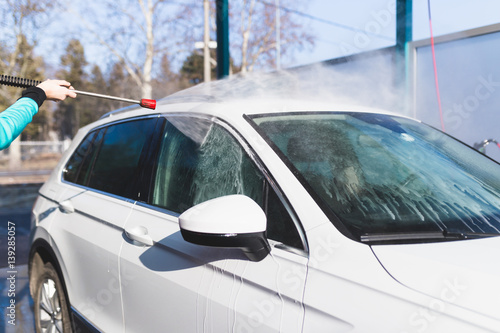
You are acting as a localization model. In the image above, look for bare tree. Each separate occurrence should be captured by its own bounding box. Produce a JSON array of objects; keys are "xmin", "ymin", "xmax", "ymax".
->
[
  {"xmin": 0, "ymin": 0, "xmax": 60, "ymax": 168},
  {"xmin": 73, "ymin": 0, "xmax": 195, "ymax": 99},
  {"xmin": 0, "ymin": 0, "xmax": 58, "ymax": 102},
  {"xmin": 231, "ymin": 0, "xmax": 314, "ymax": 73}
]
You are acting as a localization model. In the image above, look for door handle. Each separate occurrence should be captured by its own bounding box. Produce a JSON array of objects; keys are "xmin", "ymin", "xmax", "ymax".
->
[
  {"xmin": 125, "ymin": 226, "xmax": 154, "ymax": 246},
  {"xmin": 59, "ymin": 200, "xmax": 75, "ymax": 214}
]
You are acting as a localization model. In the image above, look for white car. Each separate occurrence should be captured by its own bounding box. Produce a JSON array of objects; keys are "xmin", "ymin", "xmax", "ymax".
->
[{"xmin": 29, "ymin": 79, "xmax": 500, "ymax": 332}]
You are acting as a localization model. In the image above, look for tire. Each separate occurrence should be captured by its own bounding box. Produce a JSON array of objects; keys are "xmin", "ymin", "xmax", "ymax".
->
[{"xmin": 33, "ymin": 262, "xmax": 72, "ymax": 333}]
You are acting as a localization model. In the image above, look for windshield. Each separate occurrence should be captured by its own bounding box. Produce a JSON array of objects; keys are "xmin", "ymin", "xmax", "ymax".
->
[{"xmin": 251, "ymin": 112, "xmax": 500, "ymax": 243}]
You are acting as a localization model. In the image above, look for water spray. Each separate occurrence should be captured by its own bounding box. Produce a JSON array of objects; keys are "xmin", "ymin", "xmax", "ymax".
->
[{"xmin": 0, "ymin": 75, "xmax": 156, "ymax": 110}]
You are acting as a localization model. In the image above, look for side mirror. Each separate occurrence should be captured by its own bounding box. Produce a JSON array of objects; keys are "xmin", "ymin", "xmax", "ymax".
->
[{"xmin": 179, "ymin": 195, "xmax": 271, "ymax": 261}]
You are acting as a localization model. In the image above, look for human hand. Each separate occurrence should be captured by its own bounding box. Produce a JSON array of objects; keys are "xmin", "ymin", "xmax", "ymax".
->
[{"xmin": 37, "ymin": 79, "xmax": 77, "ymax": 101}]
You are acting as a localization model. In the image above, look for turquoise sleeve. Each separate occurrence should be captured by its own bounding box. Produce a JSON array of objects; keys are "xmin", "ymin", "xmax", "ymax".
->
[{"xmin": 0, "ymin": 97, "xmax": 39, "ymax": 150}]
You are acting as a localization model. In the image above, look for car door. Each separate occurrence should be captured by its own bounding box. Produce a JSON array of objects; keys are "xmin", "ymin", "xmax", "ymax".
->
[
  {"xmin": 48, "ymin": 116, "xmax": 159, "ymax": 332},
  {"xmin": 119, "ymin": 115, "xmax": 308, "ymax": 332}
]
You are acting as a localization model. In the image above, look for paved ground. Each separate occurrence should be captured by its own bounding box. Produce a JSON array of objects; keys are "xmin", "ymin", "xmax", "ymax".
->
[
  {"xmin": 0, "ymin": 183, "xmax": 41, "ymax": 333},
  {"xmin": 0, "ymin": 265, "xmax": 34, "ymax": 332},
  {"xmin": 0, "ymin": 170, "xmax": 50, "ymax": 186}
]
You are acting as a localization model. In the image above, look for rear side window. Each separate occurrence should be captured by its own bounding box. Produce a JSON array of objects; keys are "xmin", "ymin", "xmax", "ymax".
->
[
  {"xmin": 150, "ymin": 116, "xmax": 303, "ymax": 249},
  {"xmin": 75, "ymin": 129, "xmax": 105, "ymax": 186},
  {"xmin": 63, "ymin": 117, "xmax": 158, "ymax": 199},
  {"xmin": 63, "ymin": 131, "xmax": 97, "ymax": 183}
]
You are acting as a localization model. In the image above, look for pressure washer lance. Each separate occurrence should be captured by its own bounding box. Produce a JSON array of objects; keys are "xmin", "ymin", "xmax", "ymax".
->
[{"xmin": 0, "ymin": 75, "xmax": 156, "ymax": 110}]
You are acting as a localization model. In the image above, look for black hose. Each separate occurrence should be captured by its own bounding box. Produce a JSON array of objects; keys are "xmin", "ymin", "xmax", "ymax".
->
[{"xmin": 0, "ymin": 75, "xmax": 42, "ymax": 89}]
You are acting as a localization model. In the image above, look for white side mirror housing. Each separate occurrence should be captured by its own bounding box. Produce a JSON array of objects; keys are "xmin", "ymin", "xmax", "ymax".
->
[{"xmin": 179, "ymin": 195, "xmax": 270, "ymax": 261}]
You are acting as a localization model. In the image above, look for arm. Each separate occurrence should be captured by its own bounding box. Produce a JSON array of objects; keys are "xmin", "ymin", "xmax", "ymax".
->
[
  {"xmin": 0, "ymin": 93, "xmax": 41, "ymax": 150},
  {"xmin": 0, "ymin": 80, "xmax": 76, "ymax": 150}
]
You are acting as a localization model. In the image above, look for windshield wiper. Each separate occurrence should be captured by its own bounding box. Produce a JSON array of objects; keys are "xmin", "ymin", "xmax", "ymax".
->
[
  {"xmin": 442, "ymin": 230, "xmax": 500, "ymax": 239},
  {"xmin": 360, "ymin": 230, "xmax": 500, "ymax": 243}
]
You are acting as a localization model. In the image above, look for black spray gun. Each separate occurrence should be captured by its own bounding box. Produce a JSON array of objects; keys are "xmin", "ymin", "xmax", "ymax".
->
[
  {"xmin": 473, "ymin": 139, "xmax": 500, "ymax": 154},
  {"xmin": 0, "ymin": 75, "xmax": 156, "ymax": 110}
]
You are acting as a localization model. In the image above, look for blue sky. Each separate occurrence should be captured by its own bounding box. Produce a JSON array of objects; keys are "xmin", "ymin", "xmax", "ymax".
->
[
  {"xmin": 293, "ymin": 0, "xmax": 500, "ymax": 67},
  {"xmin": 30, "ymin": 0, "xmax": 500, "ymax": 72}
]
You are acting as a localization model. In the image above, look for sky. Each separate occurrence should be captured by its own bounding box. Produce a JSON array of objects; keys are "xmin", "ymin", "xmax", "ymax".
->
[
  {"xmin": 293, "ymin": 0, "xmax": 500, "ymax": 67},
  {"xmin": 31, "ymin": 0, "xmax": 500, "ymax": 72}
]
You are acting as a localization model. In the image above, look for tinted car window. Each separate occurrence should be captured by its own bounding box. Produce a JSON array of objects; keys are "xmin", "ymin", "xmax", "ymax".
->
[
  {"xmin": 75, "ymin": 129, "xmax": 105, "ymax": 186},
  {"xmin": 63, "ymin": 117, "xmax": 158, "ymax": 199},
  {"xmin": 63, "ymin": 130, "xmax": 97, "ymax": 183},
  {"xmin": 266, "ymin": 187, "xmax": 302, "ymax": 248},
  {"xmin": 88, "ymin": 118, "xmax": 158, "ymax": 197},
  {"xmin": 151, "ymin": 116, "xmax": 303, "ymax": 249}
]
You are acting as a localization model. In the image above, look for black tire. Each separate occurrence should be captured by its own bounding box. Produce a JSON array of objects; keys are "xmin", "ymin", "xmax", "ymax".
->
[{"xmin": 33, "ymin": 262, "xmax": 72, "ymax": 333}]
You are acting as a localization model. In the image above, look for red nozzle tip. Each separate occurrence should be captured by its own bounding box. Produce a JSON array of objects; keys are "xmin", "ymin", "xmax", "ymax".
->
[{"xmin": 140, "ymin": 99, "xmax": 156, "ymax": 110}]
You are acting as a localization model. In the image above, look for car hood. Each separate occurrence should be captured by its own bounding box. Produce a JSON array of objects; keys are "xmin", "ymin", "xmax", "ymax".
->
[{"xmin": 371, "ymin": 236, "xmax": 500, "ymax": 320}]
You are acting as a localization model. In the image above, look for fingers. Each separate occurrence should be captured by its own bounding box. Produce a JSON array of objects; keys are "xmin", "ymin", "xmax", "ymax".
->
[
  {"xmin": 67, "ymin": 88, "xmax": 77, "ymax": 99},
  {"xmin": 49, "ymin": 79, "xmax": 71, "ymax": 87},
  {"xmin": 37, "ymin": 79, "xmax": 77, "ymax": 101}
]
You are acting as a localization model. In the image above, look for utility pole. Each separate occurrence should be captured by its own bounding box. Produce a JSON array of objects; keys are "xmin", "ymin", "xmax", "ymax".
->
[
  {"xmin": 396, "ymin": 0, "xmax": 412, "ymax": 113},
  {"xmin": 216, "ymin": 0, "xmax": 229, "ymax": 79},
  {"xmin": 204, "ymin": 0, "xmax": 211, "ymax": 82},
  {"xmin": 396, "ymin": 0, "xmax": 412, "ymax": 82},
  {"xmin": 275, "ymin": 0, "xmax": 281, "ymax": 70}
]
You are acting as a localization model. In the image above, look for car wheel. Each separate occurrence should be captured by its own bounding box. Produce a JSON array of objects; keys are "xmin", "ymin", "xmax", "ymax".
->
[{"xmin": 34, "ymin": 262, "xmax": 72, "ymax": 333}]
